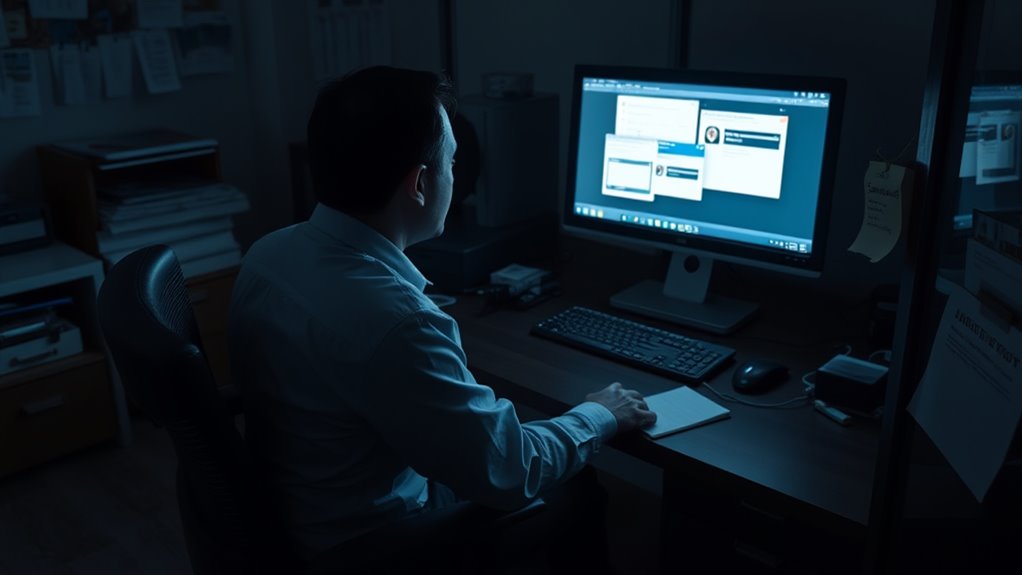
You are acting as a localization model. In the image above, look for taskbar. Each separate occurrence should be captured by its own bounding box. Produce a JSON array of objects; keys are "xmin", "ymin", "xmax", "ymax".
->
[{"xmin": 573, "ymin": 203, "xmax": 813, "ymax": 255}]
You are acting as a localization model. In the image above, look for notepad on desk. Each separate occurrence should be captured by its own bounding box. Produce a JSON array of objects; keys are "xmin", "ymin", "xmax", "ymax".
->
[{"xmin": 641, "ymin": 386, "xmax": 731, "ymax": 439}]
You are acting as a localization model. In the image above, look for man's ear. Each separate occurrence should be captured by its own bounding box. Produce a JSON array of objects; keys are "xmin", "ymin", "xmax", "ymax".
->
[{"xmin": 401, "ymin": 164, "xmax": 428, "ymax": 207}]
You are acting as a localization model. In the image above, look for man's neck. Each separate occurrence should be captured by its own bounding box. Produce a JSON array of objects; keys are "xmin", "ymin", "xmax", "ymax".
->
[{"xmin": 351, "ymin": 210, "xmax": 410, "ymax": 251}]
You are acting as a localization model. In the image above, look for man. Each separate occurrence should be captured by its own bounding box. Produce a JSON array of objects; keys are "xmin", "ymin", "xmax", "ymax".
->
[{"xmin": 229, "ymin": 66, "xmax": 657, "ymax": 570}]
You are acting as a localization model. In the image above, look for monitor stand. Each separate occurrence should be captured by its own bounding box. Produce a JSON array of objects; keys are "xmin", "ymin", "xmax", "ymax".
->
[{"xmin": 609, "ymin": 250, "xmax": 759, "ymax": 335}]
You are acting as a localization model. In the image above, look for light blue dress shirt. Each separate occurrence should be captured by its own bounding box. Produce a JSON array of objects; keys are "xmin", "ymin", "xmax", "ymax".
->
[{"xmin": 229, "ymin": 204, "xmax": 617, "ymax": 559}]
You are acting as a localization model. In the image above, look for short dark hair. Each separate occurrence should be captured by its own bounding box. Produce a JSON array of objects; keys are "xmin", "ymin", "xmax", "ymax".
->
[{"xmin": 307, "ymin": 66, "xmax": 455, "ymax": 215}]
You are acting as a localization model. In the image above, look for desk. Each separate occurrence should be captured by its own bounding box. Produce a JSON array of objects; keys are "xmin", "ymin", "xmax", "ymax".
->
[{"xmin": 444, "ymin": 239, "xmax": 881, "ymax": 573}]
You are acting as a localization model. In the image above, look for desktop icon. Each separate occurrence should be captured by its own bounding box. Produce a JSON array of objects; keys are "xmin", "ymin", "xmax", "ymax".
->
[
  {"xmin": 669, "ymin": 222, "xmax": 677, "ymax": 230},
  {"xmin": 582, "ymin": 207, "xmax": 590, "ymax": 216},
  {"xmin": 597, "ymin": 210, "xmax": 604, "ymax": 219},
  {"xmin": 575, "ymin": 206, "xmax": 582, "ymax": 214},
  {"xmin": 654, "ymin": 219, "xmax": 662, "ymax": 227}
]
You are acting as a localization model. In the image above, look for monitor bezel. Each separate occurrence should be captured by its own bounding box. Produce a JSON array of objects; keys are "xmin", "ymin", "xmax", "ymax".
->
[{"xmin": 563, "ymin": 64, "xmax": 847, "ymax": 277}]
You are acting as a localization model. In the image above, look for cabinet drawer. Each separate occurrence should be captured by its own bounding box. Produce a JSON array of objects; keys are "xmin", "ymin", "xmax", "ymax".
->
[{"xmin": 0, "ymin": 354, "xmax": 116, "ymax": 477}]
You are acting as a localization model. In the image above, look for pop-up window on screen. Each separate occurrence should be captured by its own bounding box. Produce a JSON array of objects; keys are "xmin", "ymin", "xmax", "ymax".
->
[
  {"xmin": 698, "ymin": 110, "xmax": 789, "ymax": 199},
  {"xmin": 615, "ymin": 94, "xmax": 699, "ymax": 143},
  {"xmin": 602, "ymin": 134, "xmax": 656, "ymax": 201}
]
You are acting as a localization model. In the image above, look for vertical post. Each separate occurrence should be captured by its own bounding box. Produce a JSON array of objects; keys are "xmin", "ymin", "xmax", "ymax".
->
[
  {"xmin": 439, "ymin": 0, "xmax": 456, "ymax": 83},
  {"xmin": 865, "ymin": 0, "xmax": 984, "ymax": 573},
  {"xmin": 670, "ymin": 0, "xmax": 691, "ymax": 69}
]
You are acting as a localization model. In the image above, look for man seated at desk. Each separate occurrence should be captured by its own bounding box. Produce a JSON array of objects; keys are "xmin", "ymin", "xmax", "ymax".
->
[{"xmin": 228, "ymin": 66, "xmax": 657, "ymax": 572}]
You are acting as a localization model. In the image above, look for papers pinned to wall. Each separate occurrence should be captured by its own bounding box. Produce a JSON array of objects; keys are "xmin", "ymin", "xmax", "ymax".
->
[
  {"xmin": 0, "ymin": 48, "xmax": 41, "ymax": 117},
  {"xmin": 176, "ymin": 10, "xmax": 232, "ymax": 76},
  {"xmin": 49, "ymin": 43, "xmax": 100, "ymax": 105},
  {"xmin": 0, "ymin": 8, "xmax": 10, "ymax": 48},
  {"xmin": 136, "ymin": 0, "xmax": 183, "ymax": 29},
  {"xmin": 310, "ymin": 0, "xmax": 391, "ymax": 82},
  {"xmin": 27, "ymin": 0, "xmax": 87, "ymax": 20},
  {"xmin": 98, "ymin": 34, "xmax": 132, "ymax": 98},
  {"xmin": 132, "ymin": 29, "xmax": 180, "ymax": 94}
]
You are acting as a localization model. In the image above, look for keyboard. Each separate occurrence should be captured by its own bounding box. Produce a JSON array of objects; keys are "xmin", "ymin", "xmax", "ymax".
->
[{"xmin": 530, "ymin": 306, "xmax": 736, "ymax": 384}]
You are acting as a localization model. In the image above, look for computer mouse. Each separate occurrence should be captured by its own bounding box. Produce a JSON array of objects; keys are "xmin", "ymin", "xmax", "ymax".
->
[{"xmin": 731, "ymin": 359, "xmax": 789, "ymax": 394}]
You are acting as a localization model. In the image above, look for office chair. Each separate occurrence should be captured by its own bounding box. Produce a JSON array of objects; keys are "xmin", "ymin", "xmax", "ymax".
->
[{"xmin": 98, "ymin": 245, "xmax": 545, "ymax": 575}]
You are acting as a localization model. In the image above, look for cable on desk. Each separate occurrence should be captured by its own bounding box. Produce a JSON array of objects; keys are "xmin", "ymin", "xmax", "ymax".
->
[{"xmin": 701, "ymin": 381, "xmax": 812, "ymax": 409}]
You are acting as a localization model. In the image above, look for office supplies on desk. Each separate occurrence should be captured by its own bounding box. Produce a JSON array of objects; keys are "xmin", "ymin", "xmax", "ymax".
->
[
  {"xmin": 641, "ymin": 385, "xmax": 731, "ymax": 439},
  {"xmin": 531, "ymin": 306, "xmax": 735, "ymax": 384}
]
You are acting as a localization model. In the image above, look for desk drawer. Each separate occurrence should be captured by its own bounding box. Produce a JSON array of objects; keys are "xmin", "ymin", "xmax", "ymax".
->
[{"xmin": 0, "ymin": 353, "xmax": 116, "ymax": 477}]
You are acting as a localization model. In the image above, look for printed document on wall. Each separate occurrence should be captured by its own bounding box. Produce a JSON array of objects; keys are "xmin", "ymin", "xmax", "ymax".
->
[
  {"xmin": 133, "ymin": 29, "xmax": 181, "ymax": 94},
  {"xmin": 27, "ymin": 0, "xmax": 87, "ymax": 19},
  {"xmin": 908, "ymin": 282, "xmax": 1022, "ymax": 501},
  {"xmin": 0, "ymin": 49, "xmax": 41, "ymax": 117},
  {"xmin": 98, "ymin": 34, "xmax": 133, "ymax": 98},
  {"xmin": 0, "ymin": 8, "xmax": 9, "ymax": 48}
]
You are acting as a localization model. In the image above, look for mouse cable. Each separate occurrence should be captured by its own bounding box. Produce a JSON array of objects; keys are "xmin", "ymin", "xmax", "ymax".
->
[{"xmin": 701, "ymin": 381, "xmax": 812, "ymax": 409}]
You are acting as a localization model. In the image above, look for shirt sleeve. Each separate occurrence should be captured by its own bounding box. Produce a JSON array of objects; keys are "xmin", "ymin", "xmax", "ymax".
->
[{"xmin": 345, "ymin": 309, "xmax": 617, "ymax": 510}]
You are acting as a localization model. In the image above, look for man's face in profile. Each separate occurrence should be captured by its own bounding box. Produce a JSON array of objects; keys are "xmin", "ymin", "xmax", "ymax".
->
[{"xmin": 424, "ymin": 105, "xmax": 457, "ymax": 240}]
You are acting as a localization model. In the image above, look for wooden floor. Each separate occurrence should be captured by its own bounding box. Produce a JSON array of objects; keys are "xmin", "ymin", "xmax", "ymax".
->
[{"xmin": 0, "ymin": 417, "xmax": 661, "ymax": 575}]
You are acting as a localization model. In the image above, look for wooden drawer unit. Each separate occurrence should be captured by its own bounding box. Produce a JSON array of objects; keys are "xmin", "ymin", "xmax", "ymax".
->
[
  {"xmin": 187, "ymin": 267, "xmax": 238, "ymax": 387},
  {"xmin": 0, "ymin": 353, "xmax": 116, "ymax": 477}
]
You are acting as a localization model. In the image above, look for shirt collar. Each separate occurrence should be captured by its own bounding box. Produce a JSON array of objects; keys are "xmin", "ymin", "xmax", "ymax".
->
[{"xmin": 308, "ymin": 203, "xmax": 430, "ymax": 291}]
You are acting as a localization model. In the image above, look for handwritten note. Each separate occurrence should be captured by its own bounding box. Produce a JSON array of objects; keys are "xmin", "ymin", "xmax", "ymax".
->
[{"xmin": 848, "ymin": 160, "xmax": 912, "ymax": 263}]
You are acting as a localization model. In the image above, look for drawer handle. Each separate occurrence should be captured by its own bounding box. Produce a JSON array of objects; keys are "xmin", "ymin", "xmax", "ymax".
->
[
  {"xmin": 10, "ymin": 349, "xmax": 59, "ymax": 367},
  {"xmin": 20, "ymin": 394, "xmax": 66, "ymax": 415},
  {"xmin": 189, "ymin": 289, "xmax": 210, "ymax": 305}
]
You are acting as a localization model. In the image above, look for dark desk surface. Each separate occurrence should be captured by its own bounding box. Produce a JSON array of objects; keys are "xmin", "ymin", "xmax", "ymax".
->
[{"xmin": 443, "ymin": 238, "xmax": 881, "ymax": 541}]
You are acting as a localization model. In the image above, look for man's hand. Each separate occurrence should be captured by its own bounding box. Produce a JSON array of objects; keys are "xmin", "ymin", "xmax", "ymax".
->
[{"xmin": 585, "ymin": 382, "xmax": 657, "ymax": 433}]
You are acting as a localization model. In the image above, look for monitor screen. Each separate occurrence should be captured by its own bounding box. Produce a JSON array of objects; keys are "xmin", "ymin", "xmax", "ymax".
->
[
  {"xmin": 954, "ymin": 74, "xmax": 1022, "ymax": 232},
  {"xmin": 564, "ymin": 65, "xmax": 845, "ymax": 333}
]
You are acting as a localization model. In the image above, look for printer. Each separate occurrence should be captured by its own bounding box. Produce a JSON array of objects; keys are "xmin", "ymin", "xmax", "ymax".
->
[{"xmin": 0, "ymin": 201, "xmax": 51, "ymax": 255}]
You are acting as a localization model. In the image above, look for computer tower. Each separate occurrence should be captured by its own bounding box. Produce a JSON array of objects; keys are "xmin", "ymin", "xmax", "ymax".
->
[
  {"xmin": 455, "ymin": 92, "xmax": 559, "ymax": 227},
  {"xmin": 406, "ymin": 93, "xmax": 560, "ymax": 292}
]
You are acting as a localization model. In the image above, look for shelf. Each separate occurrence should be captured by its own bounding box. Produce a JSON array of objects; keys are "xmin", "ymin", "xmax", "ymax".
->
[{"xmin": 0, "ymin": 243, "xmax": 103, "ymax": 299}]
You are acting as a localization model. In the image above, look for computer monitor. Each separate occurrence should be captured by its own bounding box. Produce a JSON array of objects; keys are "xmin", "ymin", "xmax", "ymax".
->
[
  {"xmin": 564, "ymin": 65, "xmax": 845, "ymax": 334},
  {"xmin": 953, "ymin": 72, "xmax": 1022, "ymax": 233}
]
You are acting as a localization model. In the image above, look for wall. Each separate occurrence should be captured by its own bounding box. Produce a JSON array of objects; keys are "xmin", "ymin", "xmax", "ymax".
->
[
  {"xmin": 453, "ymin": 0, "xmax": 677, "ymax": 207},
  {"xmin": 0, "ymin": 0, "xmax": 267, "ymax": 244}
]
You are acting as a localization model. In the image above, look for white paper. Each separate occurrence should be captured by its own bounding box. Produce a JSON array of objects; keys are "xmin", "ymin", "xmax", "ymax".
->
[
  {"xmin": 848, "ymin": 161, "xmax": 911, "ymax": 263},
  {"xmin": 27, "ymin": 0, "xmax": 87, "ymax": 20},
  {"xmin": 49, "ymin": 44, "xmax": 85, "ymax": 105},
  {"xmin": 976, "ymin": 110, "xmax": 1020, "ymax": 186},
  {"xmin": 98, "ymin": 34, "xmax": 133, "ymax": 98},
  {"xmin": 965, "ymin": 238, "xmax": 1022, "ymax": 317},
  {"xmin": 79, "ymin": 44, "xmax": 101, "ymax": 101},
  {"xmin": 136, "ymin": 0, "xmax": 183, "ymax": 28},
  {"xmin": 909, "ymin": 283, "xmax": 1022, "ymax": 501},
  {"xmin": 640, "ymin": 386, "xmax": 731, "ymax": 439},
  {"xmin": 0, "ymin": 8, "xmax": 10, "ymax": 48},
  {"xmin": 132, "ymin": 29, "xmax": 181, "ymax": 94},
  {"xmin": 0, "ymin": 49, "xmax": 41, "ymax": 117},
  {"xmin": 176, "ymin": 11, "xmax": 232, "ymax": 76}
]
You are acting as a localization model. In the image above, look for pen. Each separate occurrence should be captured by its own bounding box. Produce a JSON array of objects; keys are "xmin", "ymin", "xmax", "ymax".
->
[{"xmin": 814, "ymin": 399, "xmax": 851, "ymax": 426}]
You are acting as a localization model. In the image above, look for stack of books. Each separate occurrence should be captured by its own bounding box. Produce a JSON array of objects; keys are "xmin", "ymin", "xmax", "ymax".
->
[{"xmin": 96, "ymin": 177, "xmax": 249, "ymax": 278}]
